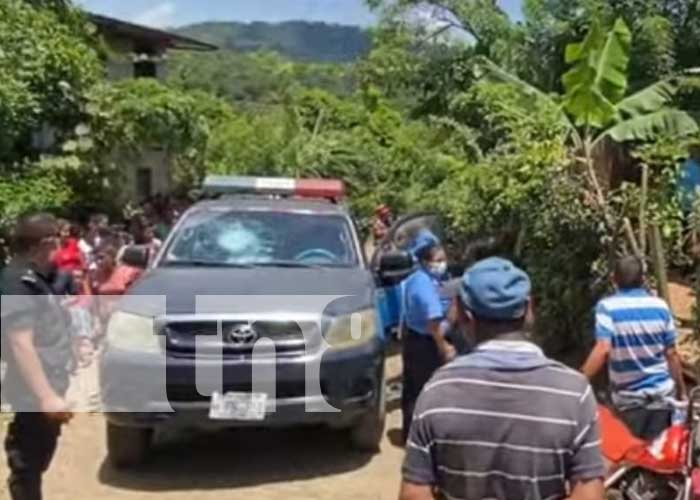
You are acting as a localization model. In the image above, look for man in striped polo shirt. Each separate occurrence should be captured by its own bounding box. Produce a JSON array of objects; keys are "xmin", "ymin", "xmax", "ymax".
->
[
  {"xmin": 400, "ymin": 257, "xmax": 605, "ymax": 500},
  {"xmin": 581, "ymin": 256, "xmax": 687, "ymax": 440}
]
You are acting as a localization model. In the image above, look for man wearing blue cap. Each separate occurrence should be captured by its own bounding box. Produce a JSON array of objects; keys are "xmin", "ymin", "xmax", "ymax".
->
[{"xmin": 400, "ymin": 257, "xmax": 605, "ymax": 500}]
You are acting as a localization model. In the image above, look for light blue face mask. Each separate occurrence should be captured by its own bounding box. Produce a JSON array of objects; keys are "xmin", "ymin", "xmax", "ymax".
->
[{"xmin": 427, "ymin": 261, "xmax": 448, "ymax": 278}]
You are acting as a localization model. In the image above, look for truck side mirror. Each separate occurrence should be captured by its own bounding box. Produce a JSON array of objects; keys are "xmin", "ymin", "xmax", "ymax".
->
[
  {"xmin": 120, "ymin": 245, "xmax": 150, "ymax": 269},
  {"xmin": 377, "ymin": 250, "xmax": 414, "ymax": 287}
]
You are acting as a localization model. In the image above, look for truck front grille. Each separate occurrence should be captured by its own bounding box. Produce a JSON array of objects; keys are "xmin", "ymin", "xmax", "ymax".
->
[{"xmin": 163, "ymin": 319, "xmax": 319, "ymax": 356}]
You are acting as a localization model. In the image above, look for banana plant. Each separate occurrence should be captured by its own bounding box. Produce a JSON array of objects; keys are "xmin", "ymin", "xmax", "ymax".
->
[
  {"xmin": 475, "ymin": 18, "xmax": 699, "ymax": 232},
  {"xmin": 478, "ymin": 19, "xmax": 698, "ymax": 152}
]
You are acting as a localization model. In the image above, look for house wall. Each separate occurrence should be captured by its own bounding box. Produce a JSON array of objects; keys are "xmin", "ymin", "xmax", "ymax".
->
[
  {"xmin": 107, "ymin": 57, "xmax": 167, "ymax": 81},
  {"xmin": 102, "ymin": 33, "xmax": 173, "ymax": 202},
  {"xmin": 103, "ymin": 34, "xmax": 167, "ymax": 82}
]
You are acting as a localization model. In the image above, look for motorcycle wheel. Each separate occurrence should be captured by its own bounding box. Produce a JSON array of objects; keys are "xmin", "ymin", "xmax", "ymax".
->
[{"xmin": 611, "ymin": 470, "xmax": 685, "ymax": 500}]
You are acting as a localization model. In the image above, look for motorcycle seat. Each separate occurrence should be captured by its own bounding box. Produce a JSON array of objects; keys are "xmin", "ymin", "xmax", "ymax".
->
[{"xmin": 599, "ymin": 405, "xmax": 646, "ymax": 462}]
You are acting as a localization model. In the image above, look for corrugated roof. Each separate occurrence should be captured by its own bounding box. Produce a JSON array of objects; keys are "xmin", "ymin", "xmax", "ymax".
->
[{"xmin": 89, "ymin": 14, "xmax": 218, "ymax": 52}]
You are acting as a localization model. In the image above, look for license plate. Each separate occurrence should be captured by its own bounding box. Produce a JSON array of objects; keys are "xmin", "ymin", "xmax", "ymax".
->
[{"xmin": 209, "ymin": 392, "xmax": 267, "ymax": 421}]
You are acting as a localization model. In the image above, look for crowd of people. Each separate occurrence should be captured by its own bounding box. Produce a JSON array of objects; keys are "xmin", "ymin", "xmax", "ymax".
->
[
  {"xmin": 397, "ymin": 230, "xmax": 688, "ymax": 500},
  {"xmin": 47, "ymin": 194, "xmax": 187, "ymax": 299},
  {"xmin": 0, "ymin": 191, "xmax": 695, "ymax": 500}
]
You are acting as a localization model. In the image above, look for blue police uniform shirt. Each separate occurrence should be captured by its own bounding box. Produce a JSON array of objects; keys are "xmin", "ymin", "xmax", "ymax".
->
[
  {"xmin": 678, "ymin": 158, "xmax": 700, "ymax": 212},
  {"xmin": 403, "ymin": 267, "xmax": 446, "ymax": 336}
]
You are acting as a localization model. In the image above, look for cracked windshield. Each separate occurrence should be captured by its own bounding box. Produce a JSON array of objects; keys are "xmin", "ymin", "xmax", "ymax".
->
[{"xmin": 165, "ymin": 210, "xmax": 358, "ymax": 266}]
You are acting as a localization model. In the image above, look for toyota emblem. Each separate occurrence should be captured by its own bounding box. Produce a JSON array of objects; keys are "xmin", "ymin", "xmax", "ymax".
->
[{"xmin": 226, "ymin": 324, "xmax": 258, "ymax": 345}]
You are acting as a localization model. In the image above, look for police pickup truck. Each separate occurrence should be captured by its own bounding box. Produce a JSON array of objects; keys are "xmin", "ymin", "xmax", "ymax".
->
[{"xmin": 99, "ymin": 176, "xmax": 411, "ymax": 467}]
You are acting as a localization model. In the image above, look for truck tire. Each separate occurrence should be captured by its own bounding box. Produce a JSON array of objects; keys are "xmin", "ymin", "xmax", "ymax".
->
[
  {"xmin": 106, "ymin": 422, "xmax": 152, "ymax": 468},
  {"xmin": 350, "ymin": 369, "xmax": 386, "ymax": 452}
]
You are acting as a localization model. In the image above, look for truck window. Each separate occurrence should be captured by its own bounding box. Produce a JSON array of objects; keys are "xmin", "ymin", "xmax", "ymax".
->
[{"xmin": 163, "ymin": 210, "xmax": 359, "ymax": 268}]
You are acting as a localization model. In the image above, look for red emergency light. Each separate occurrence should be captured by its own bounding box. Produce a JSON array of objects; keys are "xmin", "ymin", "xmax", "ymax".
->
[
  {"xmin": 203, "ymin": 176, "xmax": 346, "ymax": 201},
  {"xmin": 296, "ymin": 179, "xmax": 345, "ymax": 199}
]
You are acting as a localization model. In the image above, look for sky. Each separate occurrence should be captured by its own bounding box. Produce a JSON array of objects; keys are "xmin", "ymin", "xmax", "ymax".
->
[{"xmin": 79, "ymin": 0, "xmax": 524, "ymax": 28}]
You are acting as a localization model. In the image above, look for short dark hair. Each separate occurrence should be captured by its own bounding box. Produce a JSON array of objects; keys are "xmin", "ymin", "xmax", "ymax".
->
[
  {"xmin": 89, "ymin": 214, "xmax": 109, "ymax": 227},
  {"xmin": 69, "ymin": 223, "xmax": 81, "ymax": 239},
  {"xmin": 11, "ymin": 213, "xmax": 58, "ymax": 254},
  {"xmin": 415, "ymin": 244, "xmax": 441, "ymax": 264},
  {"xmin": 472, "ymin": 316, "xmax": 530, "ymax": 345},
  {"xmin": 614, "ymin": 255, "xmax": 645, "ymax": 289}
]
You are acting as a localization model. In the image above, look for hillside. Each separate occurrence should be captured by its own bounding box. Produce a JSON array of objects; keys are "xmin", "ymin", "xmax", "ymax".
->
[{"xmin": 175, "ymin": 21, "xmax": 372, "ymax": 63}]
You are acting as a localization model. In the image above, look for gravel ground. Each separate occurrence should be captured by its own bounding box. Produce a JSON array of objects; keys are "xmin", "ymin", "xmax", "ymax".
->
[{"xmin": 0, "ymin": 354, "xmax": 406, "ymax": 500}]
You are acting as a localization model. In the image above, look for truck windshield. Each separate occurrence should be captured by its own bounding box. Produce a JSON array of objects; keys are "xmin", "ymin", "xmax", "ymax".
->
[{"xmin": 162, "ymin": 210, "xmax": 359, "ymax": 268}]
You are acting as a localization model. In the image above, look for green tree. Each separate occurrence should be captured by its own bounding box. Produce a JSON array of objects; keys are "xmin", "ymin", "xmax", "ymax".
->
[
  {"xmin": 479, "ymin": 19, "xmax": 698, "ymax": 220},
  {"xmin": 0, "ymin": 0, "xmax": 100, "ymax": 163},
  {"xmin": 367, "ymin": 0, "xmax": 514, "ymax": 59},
  {"xmin": 53, "ymin": 79, "xmax": 234, "ymax": 211},
  {"xmin": 367, "ymin": 0, "xmax": 700, "ymax": 96}
]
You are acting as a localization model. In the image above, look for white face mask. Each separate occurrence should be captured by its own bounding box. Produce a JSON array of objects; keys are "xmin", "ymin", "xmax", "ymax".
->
[{"xmin": 428, "ymin": 261, "xmax": 448, "ymax": 277}]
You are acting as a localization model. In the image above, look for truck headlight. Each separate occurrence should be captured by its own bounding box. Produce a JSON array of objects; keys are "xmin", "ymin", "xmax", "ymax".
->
[
  {"xmin": 106, "ymin": 311, "xmax": 160, "ymax": 353},
  {"xmin": 325, "ymin": 309, "xmax": 377, "ymax": 350}
]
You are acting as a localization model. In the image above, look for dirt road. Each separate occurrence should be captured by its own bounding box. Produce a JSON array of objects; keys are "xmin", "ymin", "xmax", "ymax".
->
[{"xmin": 0, "ymin": 357, "xmax": 405, "ymax": 500}]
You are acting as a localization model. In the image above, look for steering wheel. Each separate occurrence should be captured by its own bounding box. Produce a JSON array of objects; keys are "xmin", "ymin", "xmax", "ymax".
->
[{"xmin": 294, "ymin": 248, "xmax": 340, "ymax": 264}]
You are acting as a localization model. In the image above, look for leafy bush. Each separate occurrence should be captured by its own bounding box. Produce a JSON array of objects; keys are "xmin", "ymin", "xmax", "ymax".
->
[
  {"xmin": 0, "ymin": 159, "xmax": 74, "ymax": 260},
  {"xmin": 0, "ymin": 0, "xmax": 100, "ymax": 163}
]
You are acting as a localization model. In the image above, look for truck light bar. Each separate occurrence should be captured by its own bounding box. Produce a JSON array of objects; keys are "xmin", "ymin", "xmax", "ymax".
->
[{"xmin": 203, "ymin": 176, "xmax": 346, "ymax": 200}]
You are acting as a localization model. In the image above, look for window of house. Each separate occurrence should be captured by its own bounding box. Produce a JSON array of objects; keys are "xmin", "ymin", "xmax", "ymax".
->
[{"xmin": 133, "ymin": 60, "xmax": 157, "ymax": 78}]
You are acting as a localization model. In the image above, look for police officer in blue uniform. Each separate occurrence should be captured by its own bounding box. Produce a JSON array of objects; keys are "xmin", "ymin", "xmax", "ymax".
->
[
  {"xmin": 401, "ymin": 230, "xmax": 456, "ymax": 442},
  {"xmin": 1, "ymin": 213, "xmax": 74, "ymax": 500}
]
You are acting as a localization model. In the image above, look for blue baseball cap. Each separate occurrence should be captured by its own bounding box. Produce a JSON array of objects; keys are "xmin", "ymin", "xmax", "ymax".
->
[
  {"xmin": 459, "ymin": 257, "xmax": 531, "ymax": 320},
  {"xmin": 409, "ymin": 229, "xmax": 440, "ymax": 257}
]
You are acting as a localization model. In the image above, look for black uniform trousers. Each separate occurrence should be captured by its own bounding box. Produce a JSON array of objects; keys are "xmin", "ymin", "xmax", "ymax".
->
[
  {"xmin": 401, "ymin": 331, "xmax": 442, "ymax": 443},
  {"xmin": 5, "ymin": 412, "xmax": 61, "ymax": 500}
]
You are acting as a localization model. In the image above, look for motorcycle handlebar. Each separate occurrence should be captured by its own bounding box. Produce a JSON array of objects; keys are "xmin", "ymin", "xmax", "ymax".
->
[{"xmin": 676, "ymin": 386, "xmax": 700, "ymax": 423}]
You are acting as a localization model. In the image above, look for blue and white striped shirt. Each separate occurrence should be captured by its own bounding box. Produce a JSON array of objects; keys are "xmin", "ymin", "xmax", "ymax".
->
[{"xmin": 595, "ymin": 288, "xmax": 677, "ymax": 400}]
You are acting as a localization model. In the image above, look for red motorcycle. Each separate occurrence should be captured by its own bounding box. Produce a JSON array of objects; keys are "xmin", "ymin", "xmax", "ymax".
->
[{"xmin": 601, "ymin": 386, "xmax": 700, "ymax": 500}]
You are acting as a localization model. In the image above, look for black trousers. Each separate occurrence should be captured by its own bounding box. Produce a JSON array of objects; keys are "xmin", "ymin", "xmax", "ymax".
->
[
  {"xmin": 402, "ymin": 332, "xmax": 442, "ymax": 443},
  {"xmin": 619, "ymin": 407, "xmax": 673, "ymax": 441},
  {"xmin": 5, "ymin": 412, "xmax": 61, "ymax": 500}
]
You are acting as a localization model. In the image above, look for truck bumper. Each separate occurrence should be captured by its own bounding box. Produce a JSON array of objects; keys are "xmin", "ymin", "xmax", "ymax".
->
[{"xmin": 100, "ymin": 339, "xmax": 384, "ymax": 431}]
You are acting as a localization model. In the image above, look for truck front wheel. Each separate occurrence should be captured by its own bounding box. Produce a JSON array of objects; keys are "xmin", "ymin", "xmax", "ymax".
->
[{"xmin": 350, "ymin": 370, "xmax": 386, "ymax": 452}]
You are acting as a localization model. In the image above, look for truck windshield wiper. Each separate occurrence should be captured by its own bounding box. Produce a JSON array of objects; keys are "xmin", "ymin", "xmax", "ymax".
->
[{"xmin": 164, "ymin": 260, "xmax": 255, "ymax": 268}]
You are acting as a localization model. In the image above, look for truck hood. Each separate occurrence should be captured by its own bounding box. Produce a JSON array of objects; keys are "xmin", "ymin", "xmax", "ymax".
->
[{"xmin": 120, "ymin": 267, "xmax": 376, "ymax": 316}]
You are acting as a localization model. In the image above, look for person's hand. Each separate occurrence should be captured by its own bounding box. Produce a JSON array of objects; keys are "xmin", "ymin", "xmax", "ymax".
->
[
  {"xmin": 74, "ymin": 338, "xmax": 95, "ymax": 369},
  {"xmin": 40, "ymin": 395, "xmax": 74, "ymax": 423},
  {"xmin": 447, "ymin": 301, "xmax": 459, "ymax": 324},
  {"xmin": 440, "ymin": 343, "xmax": 457, "ymax": 363}
]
